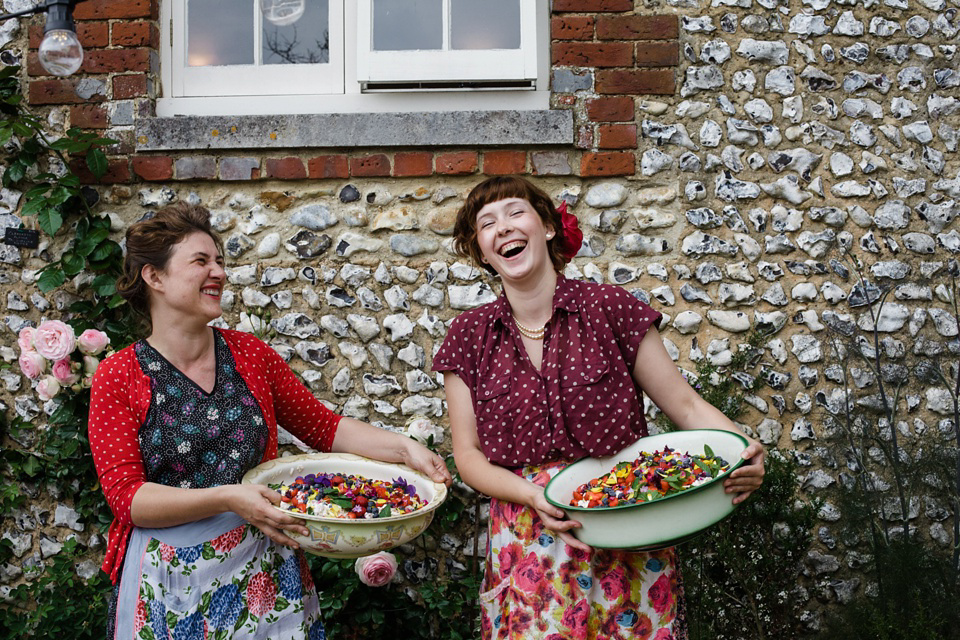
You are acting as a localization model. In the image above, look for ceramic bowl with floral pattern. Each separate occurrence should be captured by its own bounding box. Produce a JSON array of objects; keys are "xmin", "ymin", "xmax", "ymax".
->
[
  {"xmin": 243, "ymin": 452, "xmax": 447, "ymax": 558},
  {"xmin": 544, "ymin": 429, "xmax": 749, "ymax": 550}
]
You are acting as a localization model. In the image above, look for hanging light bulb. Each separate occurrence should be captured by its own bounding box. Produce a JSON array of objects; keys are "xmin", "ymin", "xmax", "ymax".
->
[
  {"xmin": 39, "ymin": 29, "xmax": 83, "ymax": 76},
  {"xmin": 38, "ymin": 0, "xmax": 83, "ymax": 77},
  {"xmin": 261, "ymin": 0, "xmax": 305, "ymax": 27}
]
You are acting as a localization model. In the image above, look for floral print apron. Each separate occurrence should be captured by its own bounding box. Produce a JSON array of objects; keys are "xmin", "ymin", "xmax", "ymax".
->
[
  {"xmin": 113, "ymin": 513, "xmax": 324, "ymax": 640},
  {"xmin": 480, "ymin": 461, "xmax": 687, "ymax": 640}
]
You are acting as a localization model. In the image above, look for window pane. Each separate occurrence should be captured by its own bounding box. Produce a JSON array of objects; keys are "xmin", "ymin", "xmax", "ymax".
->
[
  {"xmin": 188, "ymin": 0, "xmax": 254, "ymax": 66},
  {"xmin": 372, "ymin": 0, "xmax": 442, "ymax": 51},
  {"xmin": 263, "ymin": 0, "xmax": 329, "ymax": 65},
  {"xmin": 451, "ymin": 0, "xmax": 520, "ymax": 50}
]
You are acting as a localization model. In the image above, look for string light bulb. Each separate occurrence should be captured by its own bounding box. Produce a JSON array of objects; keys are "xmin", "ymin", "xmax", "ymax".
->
[{"xmin": 38, "ymin": 0, "xmax": 83, "ymax": 77}]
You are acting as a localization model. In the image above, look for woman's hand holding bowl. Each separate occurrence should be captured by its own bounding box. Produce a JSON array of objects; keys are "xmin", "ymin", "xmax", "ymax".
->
[
  {"xmin": 223, "ymin": 483, "xmax": 310, "ymax": 549},
  {"xmin": 723, "ymin": 440, "xmax": 766, "ymax": 504},
  {"xmin": 529, "ymin": 486, "xmax": 591, "ymax": 552}
]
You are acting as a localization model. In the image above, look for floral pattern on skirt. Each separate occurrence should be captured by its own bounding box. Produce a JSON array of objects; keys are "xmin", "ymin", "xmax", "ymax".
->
[
  {"xmin": 480, "ymin": 461, "xmax": 687, "ymax": 640},
  {"xmin": 131, "ymin": 523, "xmax": 324, "ymax": 640}
]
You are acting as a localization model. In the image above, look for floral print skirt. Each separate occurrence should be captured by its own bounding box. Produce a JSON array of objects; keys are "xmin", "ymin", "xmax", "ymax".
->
[
  {"xmin": 113, "ymin": 513, "xmax": 324, "ymax": 640},
  {"xmin": 480, "ymin": 461, "xmax": 688, "ymax": 640}
]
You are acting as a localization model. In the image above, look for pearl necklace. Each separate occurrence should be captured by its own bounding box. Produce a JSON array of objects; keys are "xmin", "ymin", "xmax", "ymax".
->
[{"xmin": 513, "ymin": 316, "xmax": 546, "ymax": 340}]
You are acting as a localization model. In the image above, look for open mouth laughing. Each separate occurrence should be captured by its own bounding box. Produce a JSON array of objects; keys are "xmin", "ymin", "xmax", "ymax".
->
[{"xmin": 499, "ymin": 241, "xmax": 527, "ymax": 259}]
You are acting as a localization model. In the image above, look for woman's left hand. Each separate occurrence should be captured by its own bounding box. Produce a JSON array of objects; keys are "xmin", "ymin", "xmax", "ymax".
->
[
  {"xmin": 723, "ymin": 440, "xmax": 765, "ymax": 504},
  {"xmin": 402, "ymin": 440, "xmax": 454, "ymax": 486}
]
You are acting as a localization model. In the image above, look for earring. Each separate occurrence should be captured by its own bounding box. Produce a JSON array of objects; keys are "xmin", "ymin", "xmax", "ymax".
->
[{"xmin": 546, "ymin": 232, "xmax": 554, "ymax": 239}]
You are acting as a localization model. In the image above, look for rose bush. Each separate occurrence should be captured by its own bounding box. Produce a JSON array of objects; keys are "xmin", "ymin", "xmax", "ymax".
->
[
  {"xmin": 17, "ymin": 324, "xmax": 110, "ymax": 401},
  {"xmin": 354, "ymin": 552, "xmax": 398, "ymax": 587}
]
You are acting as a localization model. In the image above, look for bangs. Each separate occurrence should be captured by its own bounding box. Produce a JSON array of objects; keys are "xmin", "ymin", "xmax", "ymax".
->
[{"xmin": 465, "ymin": 176, "xmax": 546, "ymax": 214}]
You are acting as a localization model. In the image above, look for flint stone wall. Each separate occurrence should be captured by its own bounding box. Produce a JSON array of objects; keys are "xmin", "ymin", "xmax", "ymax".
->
[{"xmin": 1, "ymin": 0, "xmax": 958, "ymax": 631}]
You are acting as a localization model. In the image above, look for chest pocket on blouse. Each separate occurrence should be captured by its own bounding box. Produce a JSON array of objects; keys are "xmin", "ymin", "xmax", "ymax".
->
[
  {"xmin": 559, "ymin": 358, "xmax": 610, "ymax": 388},
  {"xmin": 476, "ymin": 379, "xmax": 516, "ymax": 423},
  {"xmin": 559, "ymin": 358, "xmax": 616, "ymax": 425}
]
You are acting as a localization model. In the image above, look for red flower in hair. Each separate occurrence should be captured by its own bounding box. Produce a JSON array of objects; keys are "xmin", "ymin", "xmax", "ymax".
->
[{"xmin": 556, "ymin": 201, "xmax": 583, "ymax": 263}]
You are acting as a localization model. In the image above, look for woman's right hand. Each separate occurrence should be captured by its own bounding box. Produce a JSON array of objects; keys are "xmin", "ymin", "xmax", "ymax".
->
[
  {"xmin": 223, "ymin": 484, "xmax": 310, "ymax": 549},
  {"xmin": 528, "ymin": 486, "xmax": 592, "ymax": 553}
]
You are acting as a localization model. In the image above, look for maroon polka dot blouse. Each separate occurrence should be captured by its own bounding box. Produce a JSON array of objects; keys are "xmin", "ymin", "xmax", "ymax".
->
[{"xmin": 433, "ymin": 275, "xmax": 663, "ymax": 468}]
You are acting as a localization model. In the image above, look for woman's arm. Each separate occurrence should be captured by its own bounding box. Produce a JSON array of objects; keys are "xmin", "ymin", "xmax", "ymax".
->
[
  {"xmin": 444, "ymin": 372, "xmax": 590, "ymax": 551},
  {"xmin": 331, "ymin": 417, "xmax": 452, "ymax": 485},
  {"xmin": 130, "ymin": 482, "xmax": 311, "ymax": 548},
  {"xmin": 632, "ymin": 327, "xmax": 766, "ymax": 503}
]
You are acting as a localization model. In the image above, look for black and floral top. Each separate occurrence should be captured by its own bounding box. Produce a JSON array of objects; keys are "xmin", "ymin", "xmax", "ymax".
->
[{"xmin": 135, "ymin": 331, "xmax": 268, "ymax": 489}]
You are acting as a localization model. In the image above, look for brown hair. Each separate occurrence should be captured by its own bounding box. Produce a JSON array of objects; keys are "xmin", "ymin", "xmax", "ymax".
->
[
  {"xmin": 452, "ymin": 176, "xmax": 566, "ymax": 274},
  {"xmin": 117, "ymin": 203, "xmax": 223, "ymax": 324}
]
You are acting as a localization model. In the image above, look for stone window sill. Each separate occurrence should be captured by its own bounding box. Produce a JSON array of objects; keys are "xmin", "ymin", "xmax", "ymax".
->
[{"xmin": 135, "ymin": 110, "xmax": 573, "ymax": 152}]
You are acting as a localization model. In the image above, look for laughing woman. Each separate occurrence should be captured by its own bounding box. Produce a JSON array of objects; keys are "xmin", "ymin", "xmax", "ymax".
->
[
  {"xmin": 89, "ymin": 203, "xmax": 450, "ymax": 640},
  {"xmin": 432, "ymin": 177, "xmax": 765, "ymax": 639}
]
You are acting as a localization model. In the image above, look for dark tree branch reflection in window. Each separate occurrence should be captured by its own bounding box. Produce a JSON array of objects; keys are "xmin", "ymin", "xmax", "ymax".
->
[{"xmin": 263, "ymin": 0, "xmax": 329, "ymax": 65}]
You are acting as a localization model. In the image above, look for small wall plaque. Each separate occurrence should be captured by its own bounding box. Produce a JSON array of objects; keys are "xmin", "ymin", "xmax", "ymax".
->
[{"xmin": 3, "ymin": 228, "xmax": 41, "ymax": 249}]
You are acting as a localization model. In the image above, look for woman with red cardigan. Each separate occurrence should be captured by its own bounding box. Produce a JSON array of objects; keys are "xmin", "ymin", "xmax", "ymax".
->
[{"xmin": 89, "ymin": 203, "xmax": 450, "ymax": 640}]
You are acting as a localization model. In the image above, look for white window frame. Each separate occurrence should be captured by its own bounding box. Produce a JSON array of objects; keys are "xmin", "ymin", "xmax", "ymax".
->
[
  {"xmin": 158, "ymin": 0, "xmax": 550, "ymax": 117},
  {"xmin": 170, "ymin": 0, "xmax": 343, "ymax": 98},
  {"xmin": 356, "ymin": 0, "xmax": 539, "ymax": 85}
]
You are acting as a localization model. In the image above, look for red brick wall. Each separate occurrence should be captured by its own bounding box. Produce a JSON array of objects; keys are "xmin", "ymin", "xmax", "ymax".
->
[{"xmin": 25, "ymin": 1, "xmax": 679, "ymax": 183}]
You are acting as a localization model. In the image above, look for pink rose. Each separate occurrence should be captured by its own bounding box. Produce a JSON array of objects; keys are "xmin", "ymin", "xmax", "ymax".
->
[
  {"xmin": 36, "ymin": 375, "xmax": 61, "ymax": 401},
  {"xmin": 32, "ymin": 320, "xmax": 76, "ymax": 362},
  {"xmin": 354, "ymin": 551, "xmax": 397, "ymax": 587},
  {"xmin": 52, "ymin": 358, "xmax": 80, "ymax": 386},
  {"xmin": 18, "ymin": 327, "xmax": 36, "ymax": 352},
  {"xmin": 77, "ymin": 329, "xmax": 110, "ymax": 356},
  {"xmin": 19, "ymin": 352, "xmax": 47, "ymax": 379}
]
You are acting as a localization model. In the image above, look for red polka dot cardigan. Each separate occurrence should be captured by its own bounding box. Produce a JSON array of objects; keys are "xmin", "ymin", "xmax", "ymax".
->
[{"xmin": 88, "ymin": 329, "xmax": 340, "ymax": 583}]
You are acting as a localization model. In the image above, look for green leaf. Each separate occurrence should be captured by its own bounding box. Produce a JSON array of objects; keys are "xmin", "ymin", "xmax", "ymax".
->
[
  {"xmin": 201, "ymin": 543, "xmax": 215, "ymax": 561},
  {"xmin": 21, "ymin": 455, "xmax": 42, "ymax": 477},
  {"xmin": 378, "ymin": 505, "xmax": 392, "ymax": 518},
  {"xmin": 36, "ymin": 268, "xmax": 66, "ymax": 292},
  {"xmin": 5, "ymin": 161, "xmax": 25, "ymax": 184},
  {"xmin": 61, "ymin": 251, "xmax": 85, "ymax": 276},
  {"xmin": 11, "ymin": 120, "xmax": 34, "ymax": 137},
  {"xmin": 59, "ymin": 173, "xmax": 80, "ymax": 188},
  {"xmin": 274, "ymin": 597, "xmax": 290, "ymax": 612},
  {"xmin": 48, "ymin": 138, "xmax": 77, "ymax": 151},
  {"xmin": 37, "ymin": 209, "xmax": 63, "ymax": 236},
  {"xmin": 704, "ymin": 444, "xmax": 715, "ymax": 458},
  {"xmin": 20, "ymin": 197, "xmax": 49, "ymax": 216},
  {"xmin": 75, "ymin": 227, "xmax": 109, "ymax": 256},
  {"xmin": 332, "ymin": 498, "xmax": 353, "ymax": 511},
  {"xmin": 234, "ymin": 609, "xmax": 249, "ymax": 631},
  {"xmin": 86, "ymin": 149, "xmax": 108, "ymax": 179}
]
